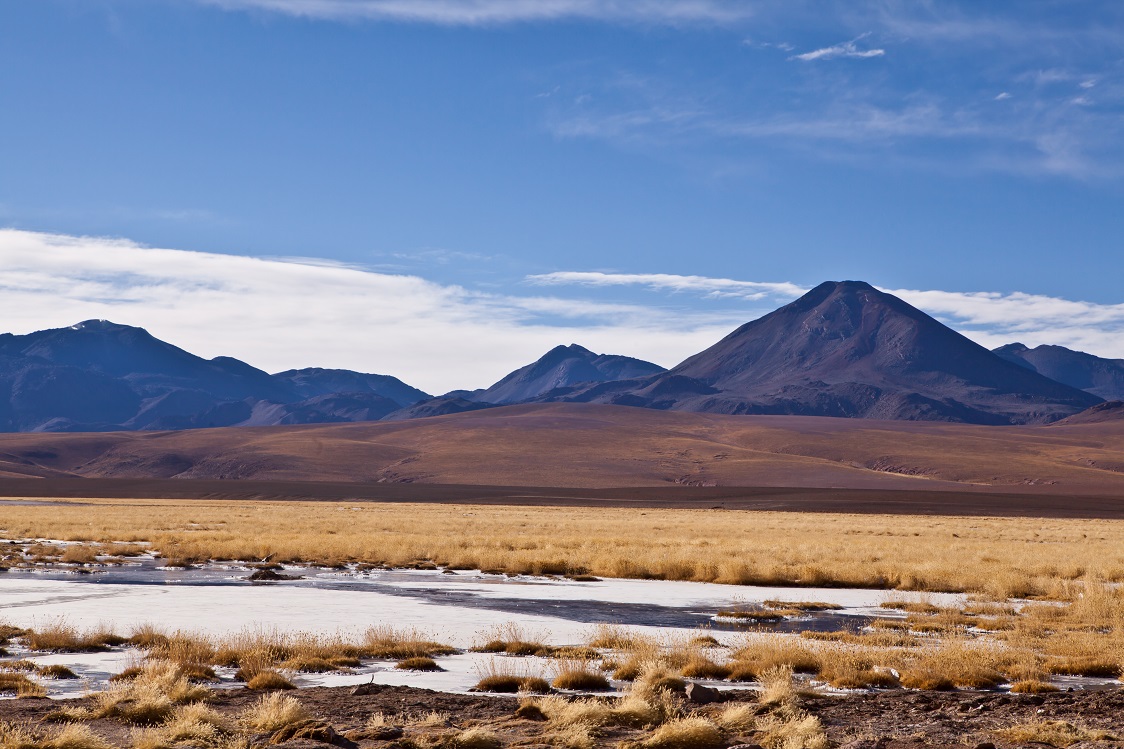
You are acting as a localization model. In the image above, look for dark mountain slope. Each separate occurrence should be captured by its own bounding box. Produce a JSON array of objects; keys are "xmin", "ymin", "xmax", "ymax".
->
[
  {"xmin": 272, "ymin": 368, "xmax": 429, "ymax": 407},
  {"xmin": 1054, "ymin": 401, "xmax": 1124, "ymax": 425},
  {"xmin": 994, "ymin": 343, "xmax": 1124, "ymax": 402},
  {"xmin": 1, "ymin": 320, "xmax": 290, "ymax": 402},
  {"xmin": 556, "ymin": 281, "xmax": 1101, "ymax": 425},
  {"xmin": 0, "ymin": 321, "xmax": 429, "ymax": 432},
  {"xmin": 467, "ymin": 344, "xmax": 665, "ymax": 405}
]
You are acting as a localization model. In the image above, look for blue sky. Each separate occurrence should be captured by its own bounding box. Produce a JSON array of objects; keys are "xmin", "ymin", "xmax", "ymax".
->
[{"xmin": 1, "ymin": 1, "xmax": 1123, "ymax": 391}]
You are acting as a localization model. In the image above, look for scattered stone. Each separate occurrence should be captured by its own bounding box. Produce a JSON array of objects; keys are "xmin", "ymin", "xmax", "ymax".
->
[
  {"xmin": 837, "ymin": 739, "xmax": 889, "ymax": 749},
  {"xmin": 248, "ymin": 568, "xmax": 303, "ymax": 582},
  {"xmin": 271, "ymin": 720, "xmax": 357, "ymax": 749},
  {"xmin": 684, "ymin": 682, "xmax": 722, "ymax": 704},
  {"xmin": 345, "ymin": 726, "xmax": 404, "ymax": 742}
]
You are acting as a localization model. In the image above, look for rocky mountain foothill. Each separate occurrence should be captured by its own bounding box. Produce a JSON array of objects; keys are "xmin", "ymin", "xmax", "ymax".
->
[{"xmin": 0, "ymin": 281, "xmax": 1118, "ymax": 433}]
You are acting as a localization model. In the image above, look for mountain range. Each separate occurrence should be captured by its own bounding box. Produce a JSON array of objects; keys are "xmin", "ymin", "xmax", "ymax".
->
[
  {"xmin": 0, "ymin": 320, "xmax": 428, "ymax": 432},
  {"xmin": 0, "ymin": 281, "xmax": 1117, "ymax": 432}
]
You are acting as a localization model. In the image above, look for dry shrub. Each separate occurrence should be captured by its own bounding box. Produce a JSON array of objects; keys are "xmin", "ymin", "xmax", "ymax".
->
[
  {"xmin": 546, "ymin": 724, "xmax": 595, "ymax": 749},
  {"xmin": 897, "ymin": 641, "xmax": 1004, "ymax": 690},
  {"xmin": 396, "ymin": 656, "xmax": 443, "ymax": 671},
  {"xmin": 801, "ymin": 630, "xmax": 919, "ymax": 648},
  {"xmin": 729, "ymin": 637, "xmax": 821, "ymax": 680},
  {"xmin": 449, "ymin": 727, "xmax": 501, "ymax": 749},
  {"xmin": 679, "ymin": 651, "xmax": 730, "ymax": 680},
  {"xmin": 533, "ymin": 691, "xmax": 670, "ymax": 733},
  {"xmin": 278, "ymin": 656, "xmax": 340, "ymax": 673},
  {"xmin": 612, "ymin": 694, "xmax": 667, "ymax": 728},
  {"xmin": 717, "ymin": 703, "xmax": 757, "ymax": 733},
  {"xmin": 247, "ymin": 671, "xmax": 295, "ymax": 690},
  {"xmin": 551, "ymin": 661, "xmax": 611, "ymax": 691},
  {"xmin": 43, "ymin": 723, "xmax": 113, "ymax": 749},
  {"xmin": 756, "ymin": 713, "xmax": 828, "ymax": 749},
  {"xmin": 995, "ymin": 720, "xmax": 1116, "ymax": 747},
  {"xmin": 363, "ymin": 625, "xmax": 457, "ymax": 659},
  {"xmin": 632, "ymin": 668, "xmax": 686, "ymax": 700},
  {"xmin": 764, "ymin": 601, "xmax": 843, "ymax": 612},
  {"xmin": 474, "ymin": 624, "xmax": 553, "ymax": 657},
  {"xmin": 690, "ymin": 635, "xmax": 722, "ymax": 648},
  {"xmin": 143, "ymin": 632, "xmax": 216, "ymax": 668},
  {"xmin": 475, "ymin": 675, "xmax": 550, "ymax": 694},
  {"xmin": 0, "ymin": 722, "xmax": 114, "ymax": 749},
  {"xmin": 24, "ymin": 621, "xmax": 121, "ymax": 653},
  {"xmin": 60, "ymin": 546, "xmax": 99, "ymax": 565},
  {"xmin": 83, "ymin": 661, "xmax": 211, "ymax": 724},
  {"xmin": 0, "ymin": 672, "xmax": 47, "ymax": 698},
  {"xmin": 758, "ymin": 665, "xmax": 796, "ymax": 706},
  {"xmin": 817, "ymin": 649, "xmax": 899, "ymax": 690},
  {"xmin": 241, "ymin": 692, "xmax": 310, "ymax": 732},
  {"xmin": 642, "ymin": 717, "xmax": 724, "ymax": 749},
  {"xmin": 587, "ymin": 624, "xmax": 641, "ymax": 650},
  {"xmin": 474, "ymin": 658, "xmax": 551, "ymax": 694},
  {"xmin": 1010, "ymin": 680, "xmax": 1060, "ymax": 694},
  {"xmin": 38, "ymin": 665, "xmax": 79, "ymax": 680},
  {"xmin": 880, "ymin": 599, "xmax": 938, "ymax": 614},
  {"xmin": 147, "ymin": 703, "xmax": 236, "ymax": 747}
]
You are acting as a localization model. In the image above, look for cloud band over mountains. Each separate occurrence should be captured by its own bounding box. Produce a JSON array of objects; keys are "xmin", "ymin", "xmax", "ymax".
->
[{"xmin": 1, "ymin": 229, "xmax": 1121, "ymax": 393}]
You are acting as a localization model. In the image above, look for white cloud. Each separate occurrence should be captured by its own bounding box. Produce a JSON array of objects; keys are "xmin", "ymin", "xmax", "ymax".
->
[
  {"xmin": 529, "ymin": 271, "xmax": 807, "ymax": 300},
  {"xmin": 193, "ymin": 0, "xmax": 756, "ymax": 25},
  {"xmin": 791, "ymin": 35, "xmax": 885, "ymax": 62},
  {"xmin": 0, "ymin": 230, "xmax": 742, "ymax": 393},
  {"xmin": 532, "ymin": 268, "xmax": 1124, "ymax": 359},
  {"xmin": 995, "ymin": 92, "xmax": 1011, "ymax": 101},
  {"xmin": 886, "ymin": 287, "xmax": 1124, "ymax": 355}
]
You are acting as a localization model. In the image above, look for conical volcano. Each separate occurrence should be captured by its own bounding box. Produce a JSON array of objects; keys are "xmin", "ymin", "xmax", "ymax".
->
[{"xmin": 559, "ymin": 281, "xmax": 1101, "ymax": 424}]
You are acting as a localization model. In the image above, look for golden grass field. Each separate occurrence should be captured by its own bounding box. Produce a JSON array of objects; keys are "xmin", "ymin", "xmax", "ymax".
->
[
  {"xmin": 4, "ymin": 498, "xmax": 1124, "ymax": 597},
  {"xmin": 4, "ymin": 496, "xmax": 1124, "ymax": 747}
]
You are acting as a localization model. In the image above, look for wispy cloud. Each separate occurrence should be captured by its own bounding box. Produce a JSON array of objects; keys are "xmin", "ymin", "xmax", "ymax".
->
[
  {"xmin": 887, "ymin": 287, "xmax": 1124, "ymax": 359},
  {"xmin": 791, "ymin": 34, "xmax": 885, "ymax": 62},
  {"xmin": 0, "ymin": 230, "xmax": 743, "ymax": 393},
  {"xmin": 194, "ymin": 0, "xmax": 757, "ymax": 25},
  {"xmin": 530, "ymin": 271, "xmax": 807, "ymax": 300}
]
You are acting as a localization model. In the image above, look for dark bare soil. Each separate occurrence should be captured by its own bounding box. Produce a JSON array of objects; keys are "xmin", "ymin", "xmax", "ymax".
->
[
  {"xmin": 2, "ymin": 684, "xmax": 1123, "ymax": 748},
  {"xmin": 2, "ymin": 477, "xmax": 1124, "ymax": 520}
]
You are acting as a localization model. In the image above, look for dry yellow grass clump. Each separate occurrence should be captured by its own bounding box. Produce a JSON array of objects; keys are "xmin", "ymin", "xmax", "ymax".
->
[
  {"xmin": 4, "ymin": 498, "xmax": 1124, "ymax": 596},
  {"xmin": 0, "ymin": 722, "xmax": 113, "ymax": 749},
  {"xmin": 241, "ymin": 692, "xmax": 310, "ymax": 732},
  {"xmin": 995, "ymin": 720, "xmax": 1117, "ymax": 747}
]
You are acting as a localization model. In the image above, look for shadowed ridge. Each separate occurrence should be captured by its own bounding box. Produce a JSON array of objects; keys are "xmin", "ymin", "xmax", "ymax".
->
[
  {"xmin": 271, "ymin": 367, "xmax": 430, "ymax": 407},
  {"xmin": 994, "ymin": 343, "xmax": 1124, "ymax": 401},
  {"xmin": 1054, "ymin": 401, "xmax": 1124, "ymax": 425},
  {"xmin": 467, "ymin": 343, "xmax": 666, "ymax": 405}
]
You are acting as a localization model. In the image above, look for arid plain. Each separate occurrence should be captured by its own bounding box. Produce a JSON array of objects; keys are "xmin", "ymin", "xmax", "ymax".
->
[{"xmin": 2, "ymin": 403, "xmax": 1124, "ymax": 749}]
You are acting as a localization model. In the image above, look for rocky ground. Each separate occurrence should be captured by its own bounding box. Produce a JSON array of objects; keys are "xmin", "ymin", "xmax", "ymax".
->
[{"xmin": 1, "ymin": 684, "xmax": 1123, "ymax": 749}]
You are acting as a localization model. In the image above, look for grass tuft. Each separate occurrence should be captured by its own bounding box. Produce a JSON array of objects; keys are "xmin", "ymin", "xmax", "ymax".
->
[
  {"xmin": 641, "ymin": 717, "xmax": 724, "ymax": 749},
  {"xmin": 241, "ymin": 692, "xmax": 310, "ymax": 732},
  {"xmin": 395, "ymin": 656, "xmax": 443, "ymax": 671},
  {"xmin": 995, "ymin": 720, "xmax": 1116, "ymax": 747},
  {"xmin": 246, "ymin": 671, "xmax": 296, "ymax": 690}
]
